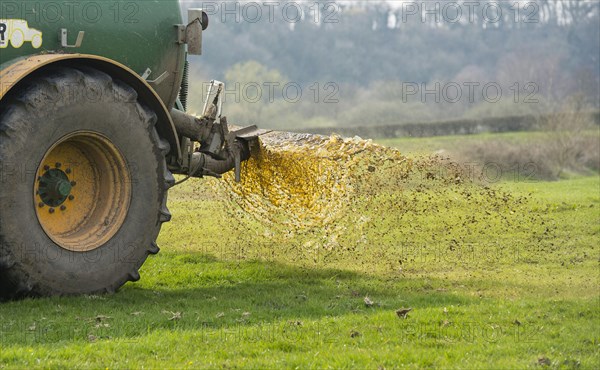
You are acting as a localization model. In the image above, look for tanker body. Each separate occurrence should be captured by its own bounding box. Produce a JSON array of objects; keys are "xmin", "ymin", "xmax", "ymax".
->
[{"xmin": 0, "ymin": 1, "xmax": 259, "ymax": 298}]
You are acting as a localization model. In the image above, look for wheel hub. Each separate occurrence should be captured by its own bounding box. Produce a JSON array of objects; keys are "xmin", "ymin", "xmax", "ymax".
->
[{"xmin": 38, "ymin": 168, "xmax": 73, "ymax": 207}]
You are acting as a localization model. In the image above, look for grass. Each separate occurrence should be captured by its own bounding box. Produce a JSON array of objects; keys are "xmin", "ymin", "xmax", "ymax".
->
[{"xmin": 0, "ymin": 134, "xmax": 599, "ymax": 368}]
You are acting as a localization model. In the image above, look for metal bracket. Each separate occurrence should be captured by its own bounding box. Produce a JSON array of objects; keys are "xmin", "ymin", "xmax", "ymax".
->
[
  {"xmin": 141, "ymin": 69, "xmax": 169, "ymax": 86},
  {"xmin": 60, "ymin": 29, "xmax": 84, "ymax": 48},
  {"xmin": 175, "ymin": 25, "xmax": 186, "ymax": 44},
  {"xmin": 202, "ymin": 80, "xmax": 225, "ymax": 119},
  {"xmin": 141, "ymin": 68, "xmax": 152, "ymax": 80},
  {"xmin": 148, "ymin": 71, "xmax": 169, "ymax": 86}
]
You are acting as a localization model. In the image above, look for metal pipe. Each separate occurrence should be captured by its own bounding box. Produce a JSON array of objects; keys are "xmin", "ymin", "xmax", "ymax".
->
[
  {"xmin": 169, "ymin": 108, "xmax": 262, "ymax": 181},
  {"xmin": 190, "ymin": 139, "xmax": 250, "ymax": 178},
  {"xmin": 170, "ymin": 108, "xmax": 207, "ymax": 142}
]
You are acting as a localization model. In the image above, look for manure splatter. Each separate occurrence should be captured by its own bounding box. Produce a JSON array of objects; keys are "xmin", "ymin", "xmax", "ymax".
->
[{"xmin": 208, "ymin": 131, "xmax": 550, "ymax": 268}]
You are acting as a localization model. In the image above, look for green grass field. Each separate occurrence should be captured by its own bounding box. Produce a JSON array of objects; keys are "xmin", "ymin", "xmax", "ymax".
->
[
  {"xmin": 377, "ymin": 130, "xmax": 600, "ymax": 156},
  {"xmin": 1, "ymin": 134, "xmax": 599, "ymax": 369},
  {"xmin": 378, "ymin": 132, "xmax": 528, "ymax": 156}
]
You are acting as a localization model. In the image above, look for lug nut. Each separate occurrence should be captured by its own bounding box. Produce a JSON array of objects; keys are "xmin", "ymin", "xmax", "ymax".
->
[
  {"xmin": 55, "ymin": 163, "xmax": 61, "ymax": 168},
  {"xmin": 44, "ymin": 165, "xmax": 50, "ymax": 171},
  {"xmin": 71, "ymin": 181, "xmax": 76, "ymax": 186},
  {"xmin": 60, "ymin": 205, "xmax": 66, "ymax": 211},
  {"xmin": 68, "ymin": 195, "xmax": 75, "ymax": 201},
  {"xmin": 65, "ymin": 168, "xmax": 72, "ymax": 174},
  {"xmin": 38, "ymin": 202, "xmax": 44, "ymax": 208},
  {"xmin": 49, "ymin": 208, "xmax": 55, "ymax": 214}
]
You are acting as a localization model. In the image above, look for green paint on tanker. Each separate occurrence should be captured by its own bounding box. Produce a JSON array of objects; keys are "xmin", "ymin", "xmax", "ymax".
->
[{"xmin": 0, "ymin": 0, "xmax": 185, "ymax": 107}]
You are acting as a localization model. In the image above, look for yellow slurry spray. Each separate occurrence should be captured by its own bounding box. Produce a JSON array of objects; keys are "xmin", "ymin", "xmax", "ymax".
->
[
  {"xmin": 204, "ymin": 131, "xmax": 548, "ymax": 270},
  {"xmin": 215, "ymin": 132, "xmax": 413, "ymax": 229}
]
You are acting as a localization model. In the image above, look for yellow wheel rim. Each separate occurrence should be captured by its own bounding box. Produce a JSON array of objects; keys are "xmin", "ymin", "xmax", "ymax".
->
[{"xmin": 34, "ymin": 132, "xmax": 131, "ymax": 252}]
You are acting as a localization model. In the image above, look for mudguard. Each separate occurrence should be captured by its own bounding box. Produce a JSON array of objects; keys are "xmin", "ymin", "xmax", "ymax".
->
[{"xmin": 0, "ymin": 53, "xmax": 181, "ymax": 159}]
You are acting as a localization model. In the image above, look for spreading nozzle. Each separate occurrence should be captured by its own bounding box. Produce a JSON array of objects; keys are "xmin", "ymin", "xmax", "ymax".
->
[{"xmin": 170, "ymin": 80, "xmax": 270, "ymax": 183}]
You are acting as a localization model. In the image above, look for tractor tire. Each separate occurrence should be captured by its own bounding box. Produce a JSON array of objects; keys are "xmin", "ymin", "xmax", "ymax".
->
[{"xmin": 0, "ymin": 66, "xmax": 174, "ymax": 299}]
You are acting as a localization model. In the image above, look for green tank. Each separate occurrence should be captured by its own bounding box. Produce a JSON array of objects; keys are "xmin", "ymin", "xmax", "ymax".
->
[{"xmin": 1, "ymin": 1, "xmax": 187, "ymax": 106}]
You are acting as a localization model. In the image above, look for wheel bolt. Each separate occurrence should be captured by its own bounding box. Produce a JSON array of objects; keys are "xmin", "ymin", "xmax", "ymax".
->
[
  {"xmin": 68, "ymin": 195, "xmax": 75, "ymax": 201},
  {"xmin": 44, "ymin": 165, "xmax": 50, "ymax": 171},
  {"xmin": 38, "ymin": 202, "xmax": 44, "ymax": 208},
  {"xmin": 71, "ymin": 181, "xmax": 76, "ymax": 186},
  {"xmin": 55, "ymin": 163, "xmax": 61, "ymax": 168},
  {"xmin": 60, "ymin": 205, "xmax": 66, "ymax": 211},
  {"xmin": 66, "ymin": 168, "xmax": 72, "ymax": 174},
  {"xmin": 49, "ymin": 208, "xmax": 55, "ymax": 214}
]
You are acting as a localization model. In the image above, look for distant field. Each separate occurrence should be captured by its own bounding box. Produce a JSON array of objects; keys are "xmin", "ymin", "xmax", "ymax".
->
[
  {"xmin": 377, "ymin": 129, "xmax": 600, "ymax": 183},
  {"xmin": 300, "ymin": 111, "xmax": 600, "ymax": 139},
  {"xmin": 376, "ymin": 130, "xmax": 599, "ymax": 156},
  {"xmin": 1, "ymin": 157, "xmax": 598, "ymax": 368},
  {"xmin": 376, "ymin": 131, "xmax": 541, "ymax": 155}
]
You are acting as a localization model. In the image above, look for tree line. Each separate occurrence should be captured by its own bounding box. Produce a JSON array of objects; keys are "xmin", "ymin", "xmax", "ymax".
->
[{"xmin": 185, "ymin": 0, "xmax": 599, "ymax": 130}]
